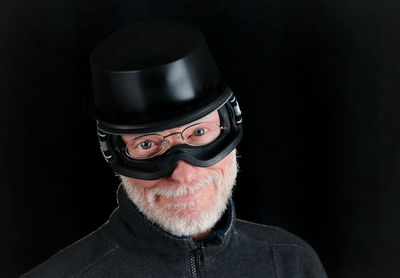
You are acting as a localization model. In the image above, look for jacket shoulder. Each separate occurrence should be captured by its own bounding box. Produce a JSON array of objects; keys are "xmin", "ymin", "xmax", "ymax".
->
[
  {"xmin": 234, "ymin": 219, "xmax": 328, "ymax": 277},
  {"xmin": 235, "ymin": 218, "xmax": 312, "ymax": 249},
  {"xmin": 21, "ymin": 221, "xmax": 117, "ymax": 278}
]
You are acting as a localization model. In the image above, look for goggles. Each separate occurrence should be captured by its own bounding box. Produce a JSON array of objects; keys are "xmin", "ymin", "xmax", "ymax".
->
[{"xmin": 97, "ymin": 94, "xmax": 243, "ymax": 180}]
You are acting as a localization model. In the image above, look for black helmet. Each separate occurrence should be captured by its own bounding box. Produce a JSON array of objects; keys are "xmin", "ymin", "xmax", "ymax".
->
[{"xmin": 87, "ymin": 21, "xmax": 243, "ymax": 180}]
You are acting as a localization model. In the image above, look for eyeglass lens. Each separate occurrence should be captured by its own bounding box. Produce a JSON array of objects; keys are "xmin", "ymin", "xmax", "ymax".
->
[{"xmin": 125, "ymin": 122, "xmax": 222, "ymax": 159}]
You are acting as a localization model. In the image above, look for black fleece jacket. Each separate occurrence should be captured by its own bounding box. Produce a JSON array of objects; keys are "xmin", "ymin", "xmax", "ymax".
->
[{"xmin": 22, "ymin": 186, "xmax": 328, "ymax": 278}]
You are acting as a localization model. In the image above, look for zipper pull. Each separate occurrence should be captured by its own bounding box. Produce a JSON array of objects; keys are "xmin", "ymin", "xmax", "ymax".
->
[{"xmin": 196, "ymin": 243, "xmax": 206, "ymax": 267}]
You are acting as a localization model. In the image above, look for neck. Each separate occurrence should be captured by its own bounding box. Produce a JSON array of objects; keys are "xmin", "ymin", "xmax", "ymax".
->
[{"xmin": 190, "ymin": 229, "xmax": 211, "ymax": 242}]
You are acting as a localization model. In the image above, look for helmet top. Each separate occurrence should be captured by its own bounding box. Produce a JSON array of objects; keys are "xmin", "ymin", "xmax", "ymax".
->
[{"xmin": 87, "ymin": 21, "xmax": 230, "ymax": 134}]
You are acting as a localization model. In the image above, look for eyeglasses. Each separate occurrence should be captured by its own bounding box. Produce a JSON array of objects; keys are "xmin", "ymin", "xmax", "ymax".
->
[{"xmin": 124, "ymin": 121, "xmax": 227, "ymax": 159}]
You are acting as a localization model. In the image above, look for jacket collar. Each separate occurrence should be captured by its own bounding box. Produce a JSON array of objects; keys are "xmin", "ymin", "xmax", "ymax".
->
[{"xmin": 108, "ymin": 184, "xmax": 235, "ymax": 254}]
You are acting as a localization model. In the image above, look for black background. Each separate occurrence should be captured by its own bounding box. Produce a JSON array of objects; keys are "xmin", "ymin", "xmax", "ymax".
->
[{"xmin": 1, "ymin": 0, "xmax": 400, "ymax": 277}]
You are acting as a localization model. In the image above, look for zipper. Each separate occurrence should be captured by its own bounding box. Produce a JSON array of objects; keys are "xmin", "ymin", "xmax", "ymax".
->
[{"xmin": 190, "ymin": 242, "xmax": 205, "ymax": 278}]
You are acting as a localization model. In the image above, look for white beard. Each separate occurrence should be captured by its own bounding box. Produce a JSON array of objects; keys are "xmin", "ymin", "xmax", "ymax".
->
[{"xmin": 120, "ymin": 151, "xmax": 238, "ymax": 237}]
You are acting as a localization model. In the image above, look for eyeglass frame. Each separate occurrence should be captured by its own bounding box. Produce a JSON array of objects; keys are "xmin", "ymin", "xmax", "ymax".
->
[{"xmin": 121, "ymin": 120, "xmax": 229, "ymax": 160}]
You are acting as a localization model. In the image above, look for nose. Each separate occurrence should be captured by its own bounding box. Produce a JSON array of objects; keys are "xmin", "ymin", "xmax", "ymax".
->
[{"xmin": 169, "ymin": 160, "xmax": 197, "ymax": 184}]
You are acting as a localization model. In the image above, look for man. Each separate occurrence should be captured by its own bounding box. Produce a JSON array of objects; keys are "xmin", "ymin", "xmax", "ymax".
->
[{"xmin": 23, "ymin": 21, "xmax": 327, "ymax": 277}]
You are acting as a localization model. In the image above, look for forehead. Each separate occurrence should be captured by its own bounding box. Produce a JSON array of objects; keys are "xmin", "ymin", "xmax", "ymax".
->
[{"xmin": 122, "ymin": 110, "xmax": 220, "ymax": 141}]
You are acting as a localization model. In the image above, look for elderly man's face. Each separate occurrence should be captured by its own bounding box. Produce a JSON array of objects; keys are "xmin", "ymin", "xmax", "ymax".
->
[{"xmin": 120, "ymin": 111, "xmax": 238, "ymax": 239}]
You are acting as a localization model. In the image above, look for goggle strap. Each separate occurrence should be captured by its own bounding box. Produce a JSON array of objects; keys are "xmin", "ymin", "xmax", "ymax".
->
[
  {"xmin": 229, "ymin": 95, "xmax": 243, "ymax": 125},
  {"xmin": 97, "ymin": 129, "xmax": 113, "ymax": 161}
]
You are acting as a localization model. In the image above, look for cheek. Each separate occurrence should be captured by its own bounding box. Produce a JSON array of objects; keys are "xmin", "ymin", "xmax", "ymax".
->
[{"xmin": 209, "ymin": 153, "xmax": 233, "ymax": 174}]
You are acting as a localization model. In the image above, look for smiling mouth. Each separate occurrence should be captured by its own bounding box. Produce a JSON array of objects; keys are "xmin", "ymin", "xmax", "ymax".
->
[
  {"xmin": 155, "ymin": 177, "xmax": 213, "ymax": 198},
  {"xmin": 155, "ymin": 181, "xmax": 212, "ymax": 206}
]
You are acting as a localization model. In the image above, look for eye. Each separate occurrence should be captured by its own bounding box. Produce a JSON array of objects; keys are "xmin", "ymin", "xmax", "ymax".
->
[
  {"xmin": 181, "ymin": 123, "xmax": 220, "ymax": 147},
  {"xmin": 125, "ymin": 134, "xmax": 165, "ymax": 159},
  {"xmin": 193, "ymin": 128, "xmax": 208, "ymax": 136},
  {"xmin": 139, "ymin": 140, "xmax": 153, "ymax": 150}
]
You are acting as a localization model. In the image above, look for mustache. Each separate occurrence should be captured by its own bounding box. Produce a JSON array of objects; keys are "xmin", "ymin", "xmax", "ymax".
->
[{"xmin": 148, "ymin": 172, "xmax": 220, "ymax": 199}]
